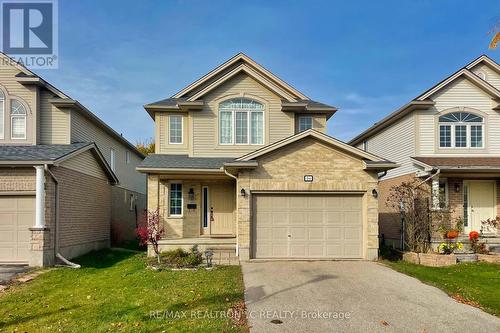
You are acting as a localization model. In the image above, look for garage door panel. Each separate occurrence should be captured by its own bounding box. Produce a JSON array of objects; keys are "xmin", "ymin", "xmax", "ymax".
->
[
  {"xmin": 254, "ymin": 194, "xmax": 363, "ymax": 259},
  {"xmin": 0, "ymin": 196, "xmax": 34, "ymax": 263},
  {"xmin": 307, "ymin": 211, "xmax": 323, "ymax": 224}
]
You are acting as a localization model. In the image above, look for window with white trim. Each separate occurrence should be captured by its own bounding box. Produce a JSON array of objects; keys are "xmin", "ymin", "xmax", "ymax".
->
[
  {"xmin": 110, "ymin": 148, "xmax": 116, "ymax": 171},
  {"xmin": 298, "ymin": 116, "xmax": 313, "ymax": 132},
  {"xmin": 11, "ymin": 99, "xmax": 26, "ymax": 139},
  {"xmin": 169, "ymin": 183, "xmax": 183, "ymax": 216},
  {"xmin": 169, "ymin": 115, "xmax": 183, "ymax": 144},
  {"xmin": 438, "ymin": 112, "xmax": 484, "ymax": 148},
  {"xmin": 0, "ymin": 90, "xmax": 4, "ymax": 139},
  {"xmin": 219, "ymin": 98, "xmax": 264, "ymax": 145},
  {"xmin": 126, "ymin": 151, "xmax": 130, "ymax": 164}
]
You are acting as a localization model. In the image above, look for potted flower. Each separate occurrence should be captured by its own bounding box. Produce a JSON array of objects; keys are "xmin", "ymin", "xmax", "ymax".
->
[
  {"xmin": 438, "ymin": 217, "xmax": 464, "ymax": 240},
  {"xmin": 469, "ymin": 230, "xmax": 488, "ymax": 254},
  {"xmin": 438, "ymin": 241, "xmax": 463, "ymax": 254},
  {"xmin": 445, "ymin": 230, "xmax": 459, "ymax": 239}
]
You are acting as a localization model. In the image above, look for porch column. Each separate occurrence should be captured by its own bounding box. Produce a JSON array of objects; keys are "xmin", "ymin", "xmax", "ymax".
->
[
  {"xmin": 34, "ymin": 165, "xmax": 46, "ymax": 228},
  {"xmin": 431, "ymin": 177, "xmax": 440, "ymax": 210}
]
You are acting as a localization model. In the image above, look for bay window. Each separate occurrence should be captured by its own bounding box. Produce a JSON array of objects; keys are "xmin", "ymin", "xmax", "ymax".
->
[
  {"xmin": 219, "ymin": 98, "xmax": 264, "ymax": 145},
  {"xmin": 438, "ymin": 112, "xmax": 483, "ymax": 148}
]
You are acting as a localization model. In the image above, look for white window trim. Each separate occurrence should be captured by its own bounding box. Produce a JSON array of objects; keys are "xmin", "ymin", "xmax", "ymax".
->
[
  {"xmin": 0, "ymin": 95, "xmax": 4, "ymax": 140},
  {"xmin": 169, "ymin": 115, "xmax": 183, "ymax": 145},
  {"xmin": 438, "ymin": 122, "xmax": 484, "ymax": 149},
  {"xmin": 10, "ymin": 115, "xmax": 26, "ymax": 140},
  {"xmin": 219, "ymin": 109, "xmax": 265, "ymax": 145},
  {"xmin": 110, "ymin": 148, "xmax": 116, "ymax": 171},
  {"xmin": 126, "ymin": 151, "xmax": 130, "ymax": 164},
  {"xmin": 169, "ymin": 181, "xmax": 183, "ymax": 218},
  {"xmin": 298, "ymin": 116, "xmax": 313, "ymax": 132}
]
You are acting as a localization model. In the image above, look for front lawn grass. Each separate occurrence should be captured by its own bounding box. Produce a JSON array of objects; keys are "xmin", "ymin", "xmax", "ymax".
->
[
  {"xmin": 0, "ymin": 250, "xmax": 247, "ymax": 332},
  {"xmin": 383, "ymin": 259, "xmax": 500, "ymax": 316}
]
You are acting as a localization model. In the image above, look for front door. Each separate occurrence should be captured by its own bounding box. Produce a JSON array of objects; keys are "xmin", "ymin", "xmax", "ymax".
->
[
  {"xmin": 200, "ymin": 183, "xmax": 235, "ymax": 236},
  {"xmin": 466, "ymin": 181, "xmax": 496, "ymax": 233}
]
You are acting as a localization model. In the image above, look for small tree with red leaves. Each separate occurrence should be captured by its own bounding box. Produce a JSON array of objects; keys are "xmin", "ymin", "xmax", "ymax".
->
[{"xmin": 136, "ymin": 209, "xmax": 164, "ymax": 263}]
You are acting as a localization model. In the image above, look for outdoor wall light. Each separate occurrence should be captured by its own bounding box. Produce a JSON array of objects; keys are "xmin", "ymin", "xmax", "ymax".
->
[
  {"xmin": 240, "ymin": 188, "xmax": 246, "ymax": 197},
  {"xmin": 372, "ymin": 189, "xmax": 378, "ymax": 198},
  {"xmin": 188, "ymin": 188, "xmax": 195, "ymax": 200},
  {"xmin": 454, "ymin": 183, "xmax": 460, "ymax": 193}
]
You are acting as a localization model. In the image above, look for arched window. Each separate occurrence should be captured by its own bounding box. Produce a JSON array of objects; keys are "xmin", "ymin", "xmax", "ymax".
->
[
  {"xmin": 219, "ymin": 98, "xmax": 264, "ymax": 145},
  {"xmin": 11, "ymin": 99, "xmax": 27, "ymax": 139},
  {"xmin": 438, "ymin": 112, "xmax": 483, "ymax": 148},
  {"xmin": 0, "ymin": 89, "xmax": 4, "ymax": 139}
]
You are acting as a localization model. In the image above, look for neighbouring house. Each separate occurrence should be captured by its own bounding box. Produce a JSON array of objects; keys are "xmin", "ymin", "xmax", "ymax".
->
[
  {"xmin": 0, "ymin": 53, "xmax": 146, "ymax": 267},
  {"xmin": 137, "ymin": 53, "xmax": 396, "ymax": 261},
  {"xmin": 349, "ymin": 55, "xmax": 500, "ymax": 250}
]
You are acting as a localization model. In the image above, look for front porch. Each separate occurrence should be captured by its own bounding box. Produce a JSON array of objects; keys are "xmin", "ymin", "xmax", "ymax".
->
[{"xmin": 412, "ymin": 157, "xmax": 500, "ymax": 248}]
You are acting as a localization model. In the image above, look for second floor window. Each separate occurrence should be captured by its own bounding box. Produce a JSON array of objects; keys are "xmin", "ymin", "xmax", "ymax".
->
[
  {"xmin": 0, "ymin": 90, "xmax": 4, "ymax": 139},
  {"xmin": 298, "ymin": 116, "xmax": 313, "ymax": 132},
  {"xmin": 11, "ymin": 99, "xmax": 27, "ymax": 140},
  {"xmin": 438, "ymin": 112, "xmax": 484, "ymax": 148},
  {"xmin": 169, "ymin": 115, "xmax": 183, "ymax": 144},
  {"xmin": 219, "ymin": 98, "xmax": 264, "ymax": 145}
]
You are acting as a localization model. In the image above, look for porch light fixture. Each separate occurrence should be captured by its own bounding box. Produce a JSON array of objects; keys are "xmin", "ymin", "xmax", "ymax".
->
[
  {"xmin": 372, "ymin": 189, "xmax": 378, "ymax": 198},
  {"xmin": 454, "ymin": 183, "xmax": 460, "ymax": 193},
  {"xmin": 240, "ymin": 188, "xmax": 246, "ymax": 197},
  {"xmin": 188, "ymin": 188, "xmax": 195, "ymax": 200}
]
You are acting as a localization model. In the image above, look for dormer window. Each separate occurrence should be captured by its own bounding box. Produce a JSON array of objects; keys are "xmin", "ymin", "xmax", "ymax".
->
[
  {"xmin": 219, "ymin": 98, "xmax": 264, "ymax": 145},
  {"xmin": 298, "ymin": 116, "xmax": 313, "ymax": 132},
  {"xmin": 10, "ymin": 99, "xmax": 27, "ymax": 140},
  {"xmin": 438, "ymin": 112, "xmax": 483, "ymax": 148}
]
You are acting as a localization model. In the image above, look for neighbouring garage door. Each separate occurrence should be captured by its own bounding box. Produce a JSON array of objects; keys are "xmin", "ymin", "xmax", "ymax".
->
[
  {"xmin": 0, "ymin": 196, "xmax": 35, "ymax": 263},
  {"xmin": 253, "ymin": 194, "xmax": 363, "ymax": 259}
]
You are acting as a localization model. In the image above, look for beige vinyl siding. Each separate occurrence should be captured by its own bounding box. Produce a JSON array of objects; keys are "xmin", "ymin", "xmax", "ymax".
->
[
  {"xmin": 470, "ymin": 64, "xmax": 500, "ymax": 90},
  {"xmin": 0, "ymin": 61, "xmax": 37, "ymax": 144},
  {"xmin": 365, "ymin": 113, "xmax": 416, "ymax": 179},
  {"xmin": 294, "ymin": 114, "xmax": 327, "ymax": 134},
  {"xmin": 39, "ymin": 90, "xmax": 70, "ymax": 144},
  {"xmin": 190, "ymin": 73, "xmax": 294, "ymax": 157},
  {"xmin": 60, "ymin": 150, "xmax": 107, "ymax": 180},
  {"xmin": 156, "ymin": 112, "xmax": 189, "ymax": 154},
  {"xmin": 70, "ymin": 111, "xmax": 146, "ymax": 194},
  {"xmin": 418, "ymin": 77, "xmax": 495, "ymax": 155}
]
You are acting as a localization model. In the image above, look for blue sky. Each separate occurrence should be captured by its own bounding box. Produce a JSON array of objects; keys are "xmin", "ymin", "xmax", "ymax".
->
[{"xmin": 34, "ymin": 0, "xmax": 500, "ymax": 144}]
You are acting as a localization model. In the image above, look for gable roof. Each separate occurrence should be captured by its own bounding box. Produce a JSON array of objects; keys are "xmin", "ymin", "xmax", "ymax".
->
[
  {"xmin": 144, "ymin": 53, "xmax": 338, "ymax": 119},
  {"xmin": 349, "ymin": 55, "xmax": 500, "ymax": 146},
  {"xmin": 0, "ymin": 52, "xmax": 144, "ymax": 159},
  {"xmin": 237, "ymin": 129, "xmax": 397, "ymax": 170},
  {"xmin": 0, "ymin": 142, "xmax": 118, "ymax": 184},
  {"xmin": 173, "ymin": 53, "xmax": 309, "ymax": 101}
]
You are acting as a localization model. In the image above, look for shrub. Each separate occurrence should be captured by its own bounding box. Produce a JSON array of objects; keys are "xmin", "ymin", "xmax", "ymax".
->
[
  {"xmin": 155, "ymin": 245, "xmax": 203, "ymax": 268},
  {"xmin": 469, "ymin": 230, "xmax": 488, "ymax": 254}
]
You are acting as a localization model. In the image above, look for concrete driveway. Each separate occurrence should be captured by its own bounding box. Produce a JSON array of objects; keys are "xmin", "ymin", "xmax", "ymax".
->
[
  {"xmin": 0, "ymin": 265, "xmax": 29, "ymax": 284},
  {"xmin": 242, "ymin": 261, "xmax": 500, "ymax": 332}
]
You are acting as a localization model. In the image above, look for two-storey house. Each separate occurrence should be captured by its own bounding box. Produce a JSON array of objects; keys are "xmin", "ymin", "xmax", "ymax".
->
[
  {"xmin": 138, "ymin": 53, "xmax": 396, "ymax": 262},
  {"xmin": 350, "ymin": 55, "xmax": 500, "ymax": 250},
  {"xmin": 0, "ymin": 53, "xmax": 146, "ymax": 267}
]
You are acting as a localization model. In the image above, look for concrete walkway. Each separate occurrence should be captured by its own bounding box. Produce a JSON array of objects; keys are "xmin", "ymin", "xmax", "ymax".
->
[
  {"xmin": 242, "ymin": 261, "xmax": 500, "ymax": 332},
  {"xmin": 0, "ymin": 265, "xmax": 29, "ymax": 284}
]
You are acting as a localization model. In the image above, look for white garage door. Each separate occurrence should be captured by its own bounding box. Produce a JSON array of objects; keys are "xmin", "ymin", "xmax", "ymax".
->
[
  {"xmin": 0, "ymin": 196, "xmax": 35, "ymax": 263},
  {"xmin": 253, "ymin": 194, "xmax": 363, "ymax": 259}
]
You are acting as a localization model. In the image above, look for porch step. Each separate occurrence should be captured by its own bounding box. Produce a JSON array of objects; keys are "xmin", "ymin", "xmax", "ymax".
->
[
  {"xmin": 489, "ymin": 246, "xmax": 500, "ymax": 253},
  {"xmin": 455, "ymin": 254, "xmax": 478, "ymax": 263}
]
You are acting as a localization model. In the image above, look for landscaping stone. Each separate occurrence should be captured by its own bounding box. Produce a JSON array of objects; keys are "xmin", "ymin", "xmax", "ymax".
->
[
  {"xmin": 402, "ymin": 252, "xmax": 420, "ymax": 264},
  {"xmin": 455, "ymin": 253, "xmax": 478, "ymax": 263},
  {"xmin": 402, "ymin": 252, "xmax": 457, "ymax": 267},
  {"xmin": 477, "ymin": 253, "xmax": 500, "ymax": 264}
]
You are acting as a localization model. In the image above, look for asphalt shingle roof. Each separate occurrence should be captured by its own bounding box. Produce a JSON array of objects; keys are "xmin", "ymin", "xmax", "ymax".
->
[
  {"xmin": 413, "ymin": 156, "xmax": 500, "ymax": 168},
  {"xmin": 139, "ymin": 154, "xmax": 235, "ymax": 169},
  {"xmin": 0, "ymin": 143, "xmax": 91, "ymax": 161},
  {"xmin": 146, "ymin": 97, "xmax": 186, "ymax": 107}
]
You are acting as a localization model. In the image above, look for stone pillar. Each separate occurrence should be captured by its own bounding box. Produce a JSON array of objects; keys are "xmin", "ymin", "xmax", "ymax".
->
[
  {"xmin": 29, "ymin": 227, "xmax": 54, "ymax": 267},
  {"xmin": 34, "ymin": 165, "xmax": 45, "ymax": 228},
  {"xmin": 147, "ymin": 174, "xmax": 159, "ymax": 212},
  {"xmin": 366, "ymin": 179, "xmax": 380, "ymax": 260},
  {"xmin": 237, "ymin": 171, "xmax": 251, "ymax": 260},
  {"xmin": 432, "ymin": 177, "xmax": 440, "ymax": 210}
]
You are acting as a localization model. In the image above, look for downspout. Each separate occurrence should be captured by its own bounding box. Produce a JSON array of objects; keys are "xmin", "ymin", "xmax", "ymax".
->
[
  {"xmin": 45, "ymin": 165, "xmax": 81, "ymax": 269},
  {"xmin": 224, "ymin": 168, "xmax": 239, "ymax": 257}
]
